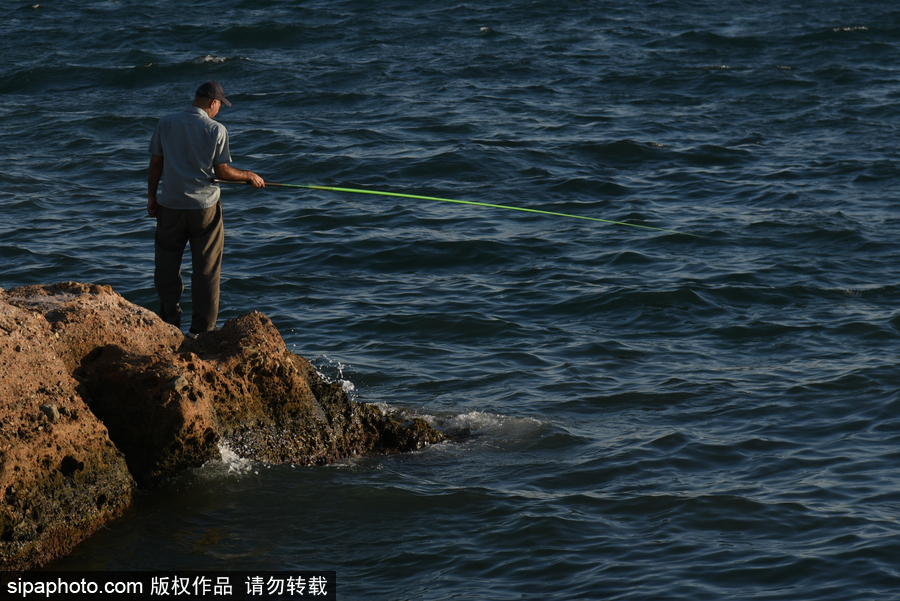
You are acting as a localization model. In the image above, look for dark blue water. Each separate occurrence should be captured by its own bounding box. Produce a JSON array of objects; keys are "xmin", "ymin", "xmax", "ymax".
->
[{"xmin": 4, "ymin": 1, "xmax": 900, "ymax": 598}]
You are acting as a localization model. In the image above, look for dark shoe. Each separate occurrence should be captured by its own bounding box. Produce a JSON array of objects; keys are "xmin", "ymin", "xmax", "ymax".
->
[{"xmin": 186, "ymin": 326, "xmax": 218, "ymax": 340}]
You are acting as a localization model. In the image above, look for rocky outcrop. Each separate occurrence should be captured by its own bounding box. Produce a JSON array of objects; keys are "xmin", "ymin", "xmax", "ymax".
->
[{"xmin": 0, "ymin": 282, "xmax": 445, "ymax": 570}]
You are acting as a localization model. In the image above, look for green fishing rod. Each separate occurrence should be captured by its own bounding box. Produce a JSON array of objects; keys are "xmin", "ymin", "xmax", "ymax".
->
[{"xmin": 212, "ymin": 179, "xmax": 704, "ymax": 238}]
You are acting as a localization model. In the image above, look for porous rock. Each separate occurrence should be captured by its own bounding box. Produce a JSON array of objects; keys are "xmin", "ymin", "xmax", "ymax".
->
[
  {"xmin": 0, "ymin": 282, "xmax": 445, "ymax": 570},
  {"xmin": 0, "ymin": 283, "xmax": 143, "ymax": 572}
]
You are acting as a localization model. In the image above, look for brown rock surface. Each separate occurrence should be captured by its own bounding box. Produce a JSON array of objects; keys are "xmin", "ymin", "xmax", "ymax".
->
[
  {"xmin": 0, "ymin": 282, "xmax": 445, "ymax": 570},
  {"xmin": 0, "ymin": 283, "xmax": 143, "ymax": 572}
]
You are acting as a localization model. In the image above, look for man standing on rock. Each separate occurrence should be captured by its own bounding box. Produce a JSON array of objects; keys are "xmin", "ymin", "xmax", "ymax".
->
[{"xmin": 147, "ymin": 81, "xmax": 264, "ymax": 339}]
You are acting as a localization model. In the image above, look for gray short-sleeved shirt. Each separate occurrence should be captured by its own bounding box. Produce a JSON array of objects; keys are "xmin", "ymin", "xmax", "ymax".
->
[{"xmin": 149, "ymin": 106, "xmax": 233, "ymax": 210}]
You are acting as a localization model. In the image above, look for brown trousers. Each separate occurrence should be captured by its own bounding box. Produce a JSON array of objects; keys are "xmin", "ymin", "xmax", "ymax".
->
[{"xmin": 154, "ymin": 202, "xmax": 224, "ymax": 334}]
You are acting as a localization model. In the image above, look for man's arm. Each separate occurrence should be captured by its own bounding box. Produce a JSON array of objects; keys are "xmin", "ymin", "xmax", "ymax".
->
[
  {"xmin": 214, "ymin": 163, "xmax": 265, "ymax": 188},
  {"xmin": 148, "ymin": 154, "xmax": 164, "ymax": 217}
]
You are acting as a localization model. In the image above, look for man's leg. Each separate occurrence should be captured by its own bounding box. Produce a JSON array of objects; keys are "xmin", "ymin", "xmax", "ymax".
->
[
  {"xmin": 154, "ymin": 206, "xmax": 189, "ymax": 328},
  {"xmin": 188, "ymin": 201, "xmax": 224, "ymax": 334}
]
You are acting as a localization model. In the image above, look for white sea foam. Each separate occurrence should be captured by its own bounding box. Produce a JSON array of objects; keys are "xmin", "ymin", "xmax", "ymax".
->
[
  {"xmin": 445, "ymin": 410, "xmax": 542, "ymax": 437},
  {"xmin": 383, "ymin": 406, "xmax": 542, "ymax": 440},
  {"xmin": 194, "ymin": 442, "xmax": 254, "ymax": 479},
  {"xmin": 314, "ymin": 355, "xmax": 358, "ymax": 400},
  {"xmin": 193, "ymin": 55, "xmax": 228, "ymax": 64},
  {"xmin": 217, "ymin": 442, "xmax": 253, "ymax": 474}
]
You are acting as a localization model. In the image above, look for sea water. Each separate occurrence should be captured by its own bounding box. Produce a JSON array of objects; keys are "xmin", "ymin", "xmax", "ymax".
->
[{"xmin": 3, "ymin": 1, "xmax": 900, "ymax": 599}]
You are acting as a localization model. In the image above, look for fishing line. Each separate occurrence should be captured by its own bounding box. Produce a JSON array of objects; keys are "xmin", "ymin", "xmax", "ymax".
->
[{"xmin": 212, "ymin": 179, "xmax": 705, "ymax": 238}]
